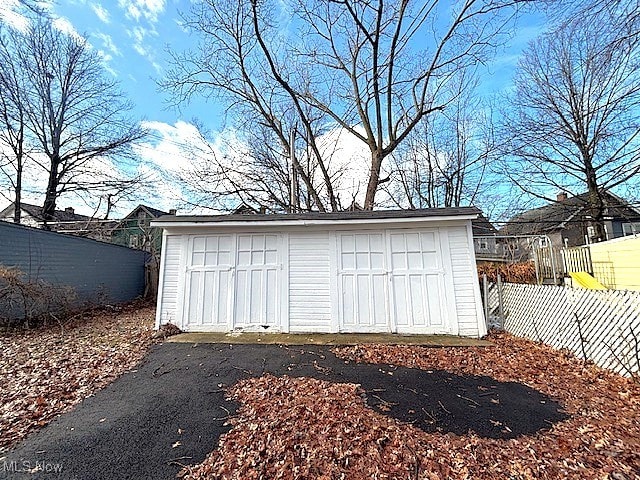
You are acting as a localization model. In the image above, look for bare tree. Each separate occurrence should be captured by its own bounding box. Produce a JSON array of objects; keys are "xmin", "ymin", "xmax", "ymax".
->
[
  {"xmin": 383, "ymin": 70, "xmax": 497, "ymax": 210},
  {"xmin": 162, "ymin": 0, "xmax": 347, "ymax": 212},
  {"xmin": 163, "ymin": 0, "xmax": 531, "ymax": 210},
  {"xmin": 501, "ymin": 7, "xmax": 640, "ymax": 241},
  {"xmin": 6, "ymin": 20, "xmax": 146, "ymax": 224},
  {"xmin": 0, "ymin": 25, "xmax": 30, "ymax": 223}
]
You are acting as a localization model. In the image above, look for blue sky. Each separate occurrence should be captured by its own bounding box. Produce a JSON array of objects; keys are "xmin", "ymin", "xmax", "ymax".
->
[
  {"xmin": 0, "ymin": 0, "xmax": 548, "ymax": 216},
  {"xmin": 50, "ymin": 0, "xmax": 224, "ymax": 128},
  {"xmin": 0, "ymin": 0, "xmax": 546, "ymax": 131}
]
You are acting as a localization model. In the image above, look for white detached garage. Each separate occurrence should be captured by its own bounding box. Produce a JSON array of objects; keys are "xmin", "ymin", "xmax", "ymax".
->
[{"xmin": 153, "ymin": 208, "xmax": 487, "ymax": 338}]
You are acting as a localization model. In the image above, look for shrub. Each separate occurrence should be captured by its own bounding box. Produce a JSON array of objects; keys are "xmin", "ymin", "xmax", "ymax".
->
[
  {"xmin": 477, "ymin": 261, "xmax": 537, "ymax": 284},
  {"xmin": 0, "ymin": 266, "xmax": 77, "ymax": 327}
]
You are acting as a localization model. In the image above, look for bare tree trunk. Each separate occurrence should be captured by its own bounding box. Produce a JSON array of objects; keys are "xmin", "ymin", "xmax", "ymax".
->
[
  {"xmin": 13, "ymin": 167, "xmax": 22, "ymax": 224},
  {"xmin": 364, "ymin": 149, "xmax": 383, "ymax": 210},
  {"xmin": 585, "ymin": 166, "xmax": 606, "ymax": 242},
  {"xmin": 42, "ymin": 156, "xmax": 59, "ymax": 225},
  {"xmin": 12, "ymin": 124, "xmax": 24, "ymax": 224}
]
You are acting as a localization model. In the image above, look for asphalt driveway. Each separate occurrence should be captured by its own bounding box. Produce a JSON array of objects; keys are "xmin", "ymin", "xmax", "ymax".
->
[{"xmin": 1, "ymin": 343, "xmax": 566, "ymax": 480}]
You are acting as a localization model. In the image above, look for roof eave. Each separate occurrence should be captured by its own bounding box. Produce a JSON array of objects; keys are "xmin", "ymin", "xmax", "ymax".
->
[{"xmin": 152, "ymin": 214, "xmax": 478, "ymax": 229}]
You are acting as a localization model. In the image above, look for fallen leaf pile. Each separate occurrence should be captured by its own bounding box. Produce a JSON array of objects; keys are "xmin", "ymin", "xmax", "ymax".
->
[
  {"xmin": 0, "ymin": 304, "xmax": 155, "ymax": 451},
  {"xmin": 181, "ymin": 331, "xmax": 640, "ymax": 479}
]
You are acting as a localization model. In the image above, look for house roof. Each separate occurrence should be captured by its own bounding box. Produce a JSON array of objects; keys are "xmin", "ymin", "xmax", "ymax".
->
[
  {"xmin": 0, "ymin": 202, "xmax": 92, "ymax": 223},
  {"xmin": 152, "ymin": 207, "xmax": 481, "ymax": 229},
  {"xmin": 499, "ymin": 191, "xmax": 640, "ymax": 236},
  {"xmin": 472, "ymin": 213, "xmax": 498, "ymax": 236},
  {"xmin": 122, "ymin": 204, "xmax": 169, "ymax": 220},
  {"xmin": 109, "ymin": 204, "xmax": 170, "ymax": 231}
]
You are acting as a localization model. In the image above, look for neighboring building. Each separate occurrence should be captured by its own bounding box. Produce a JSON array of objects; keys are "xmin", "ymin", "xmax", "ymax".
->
[
  {"xmin": 0, "ymin": 202, "xmax": 92, "ymax": 228},
  {"xmin": 110, "ymin": 204, "xmax": 175, "ymax": 253},
  {"xmin": 472, "ymin": 213, "xmax": 500, "ymax": 261},
  {"xmin": 0, "ymin": 202, "xmax": 114, "ymax": 240},
  {"xmin": 589, "ymin": 234, "xmax": 640, "ymax": 291},
  {"xmin": 499, "ymin": 191, "xmax": 640, "ymax": 248},
  {"xmin": 152, "ymin": 207, "xmax": 487, "ymax": 337}
]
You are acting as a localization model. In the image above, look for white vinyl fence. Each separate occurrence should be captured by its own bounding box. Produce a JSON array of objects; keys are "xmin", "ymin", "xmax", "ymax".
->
[{"xmin": 487, "ymin": 282, "xmax": 640, "ymax": 378}]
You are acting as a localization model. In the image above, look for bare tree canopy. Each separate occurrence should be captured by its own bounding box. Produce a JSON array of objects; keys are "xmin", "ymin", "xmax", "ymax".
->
[
  {"xmin": 0, "ymin": 24, "xmax": 30, "ymax": 223},
  {"xmin": 383, "ymin": 70, "xmax": 497, "ymax": 211},
  {"xmin": 163, "ymin": 0, "xmax": 532, "ymax": 211},
  {"xmin": 1, "ymin": 20, "xmax": 147, "ymax": 223},
  {"xmin": 501, "ymin": 6, "xmax": 640, "ymax": 241}
]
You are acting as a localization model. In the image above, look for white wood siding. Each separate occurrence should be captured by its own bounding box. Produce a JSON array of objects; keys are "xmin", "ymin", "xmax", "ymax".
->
[
  {"xmin": 155, "ymin": 218, "xmax": 486, "ymax": 337},
  {"xmin": 448, "ymin": 225, "xmax": 485, "ymax": 337},
  {"xmin": 158, "ymin": 235, "xmax": 182, "ymax": 326},
  {"xmin": 288, "ymin": 232, "xmax": 332, "ymax": 332}
]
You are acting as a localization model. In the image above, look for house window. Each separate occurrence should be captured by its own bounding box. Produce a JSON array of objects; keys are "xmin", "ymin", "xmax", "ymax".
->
[
  {"xmin": 129, "ymin": 234, "xmax": 140, "ymax": 248},
  {"xmin": 622, "ymin": 222, "xmax": 640, "ymax": 236},
  {"xmin": 479, "ymin": 239, "xmax": 488, "ymax": 250}
]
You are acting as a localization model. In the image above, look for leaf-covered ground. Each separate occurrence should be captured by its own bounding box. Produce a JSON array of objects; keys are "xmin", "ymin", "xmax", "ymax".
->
[
  {"xmin": 0, "ymin": 304, "xmax": 155, "ymax": 452},
  {"xmin": 181, "ymin": 332, "xmax": 640, "ymax": 480}
]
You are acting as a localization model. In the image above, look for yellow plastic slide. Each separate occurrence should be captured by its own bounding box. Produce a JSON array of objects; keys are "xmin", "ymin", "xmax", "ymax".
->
[{"xmin": 569, "ymin": 271, "xmax": 607, "ymax": 290}]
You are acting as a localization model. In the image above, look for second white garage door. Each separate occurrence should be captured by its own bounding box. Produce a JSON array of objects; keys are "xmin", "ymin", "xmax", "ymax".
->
[{"xmin": 337, "ymin": 229, "xmax": 455, "ymax": 334}]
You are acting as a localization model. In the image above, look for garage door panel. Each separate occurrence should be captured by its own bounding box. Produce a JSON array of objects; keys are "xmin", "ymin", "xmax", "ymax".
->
[
  {"xmin": 391, "ymin": 275, "xmax": 407, "ymax": 326},
  {"xmin": 371, "ymin": 275, "xmax": 387, "ymax": 326},
  {"xmin": 186, "ymin": 271, "xmax": 202, "ymax": 325},
  {"xmin": 185, "ymin": 269, "xmax": 229, "ymax": 327},
  {"xmin": 201, "ymin": 271, "xmax": 216, "ymax": 325},
  {"xmin": 249, "ymin": 269, "xmax": 263, "ymax": 321},
  {"xmin": 216, "ymin": 271, "xmax": 230, "ymax": 323},
  {"xmin": 266, "ymin": 269, "xmax": 277, "ymax": 321},
  {"xmin": 420, "ymin": 231, "xmax": 437, "ymax": 251},
  {"xmin": 340, "ymin": 276, "xmax": 356, "ymax": 326},
  {"xmin": 234, "ymin": 270, "xmax": 249, "ymax": 322},
  {"xmin": 409, "ymin": 274, "xmax": 424, "ymax": 326},
  {"xmin": 425, "ymin": 275, "xmax": 444, "ymax": 327},
  {"xmin": 356, "ymin": 275, "xmax": 371, "ymax": 323}
]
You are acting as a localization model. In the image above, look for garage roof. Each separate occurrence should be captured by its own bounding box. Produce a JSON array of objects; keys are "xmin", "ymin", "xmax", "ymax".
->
[{"xmin": 152, "ymin": 207, "xmax": 480, "ymax": 228}]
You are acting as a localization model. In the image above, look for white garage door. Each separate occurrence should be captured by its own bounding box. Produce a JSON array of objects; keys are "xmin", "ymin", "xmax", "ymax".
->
[
  {"xmin": 338, "ymin": 233, "xmax": 389, "ymax": 332},
  {"xmin": 233, "ymin": 234, "xmax": 280, "ymax": 329},
  {"xmin": 182, "ymin": 233, "xmax": 282, "ymax": 331},
  {"xmin": 388, "ymin": 230, "xmax": 449, "ymax": 333},
  {"xmin": 337, "ymin": 229, "xmax": 452, "ymax": 333},
  {"xmin": 183, "ymin": 235, "xmax": 233, "ymax": 330}
]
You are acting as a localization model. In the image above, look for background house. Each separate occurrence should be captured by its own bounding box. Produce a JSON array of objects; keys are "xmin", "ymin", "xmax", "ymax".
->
[
  {"xmin": 0, "ymin": 202, "xmax": 114, "ymax": 240},
  {"xmin": 472, "ymin": 213, "xmax": 501, "ymax": 261},
  {"xmin": 0, "ymin": 202, "xmax": 91, "ymax": 228},
  {"xmin": 499, "ymin": 191, "xmax": 640, "ymax": 248},
  {"xmin": 110, "ymin": 204, "xmax": 175, "ymax": 253}
]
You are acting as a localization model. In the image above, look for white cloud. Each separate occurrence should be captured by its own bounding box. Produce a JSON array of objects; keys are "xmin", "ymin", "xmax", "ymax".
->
[
  {"xmin": 315, "ymin": 126, "xmax": 370, "ymax": 206},
  {"xmin": 118, "ymin": 0, "xmax": 165, "ymax": 23},
  {"xmin": 52, "ymin": 16, "xmax": 83, "ymax": 41},
  {"xmin": 127, "ymin": 25, "xmax": 161, "ymax": 72},
  {"xmin": 136, "ymin": 120, "xmax": 211, "ymax": 173},
  {"xmin": 95, "ymin": 32, "xmax": 121, "ymax": 56},
  {"xmin": 91, "ymin": 3, "xmax": 110, "ymax": 23},
  {"xmin": 0, "ymin": 0, "xmax": 30, "ymax": 31}
]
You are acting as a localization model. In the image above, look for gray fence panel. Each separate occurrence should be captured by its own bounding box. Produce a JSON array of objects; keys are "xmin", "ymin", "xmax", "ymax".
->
[{"xmin": 0, "ymin": 221, "xmax": 146, "ymax": 306}]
